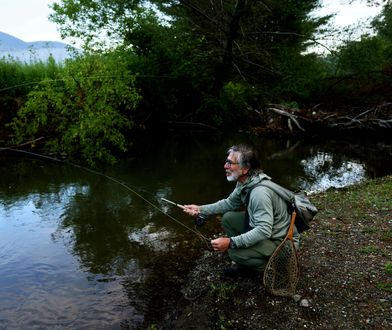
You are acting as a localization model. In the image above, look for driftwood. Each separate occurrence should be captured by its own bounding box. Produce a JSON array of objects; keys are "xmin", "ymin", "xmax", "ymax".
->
[{"xmin": 255, "ymin": 103, "xmax": 392, "ymax": 132}]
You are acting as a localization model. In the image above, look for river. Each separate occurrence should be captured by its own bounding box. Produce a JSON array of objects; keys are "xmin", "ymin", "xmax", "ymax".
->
[{"xmin": 0, "ymin": 134, "xmax": 391, "ymax": 328}]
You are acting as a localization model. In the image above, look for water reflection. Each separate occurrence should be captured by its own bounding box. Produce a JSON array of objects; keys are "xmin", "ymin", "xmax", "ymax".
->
[
  {"xmin": 0, "ymin": 136, "xmax": 391, "ymax": 328},
  {"xmin": 128, "ymin": 223, "xmax": 174, "ymax": 252},
  {"xmin": 299, "ymin": 152, "xmax": 366, "ymax": 193},
  {"xmin": 0, "ymin": 184, "xmax": 143, "ymax": 329}
]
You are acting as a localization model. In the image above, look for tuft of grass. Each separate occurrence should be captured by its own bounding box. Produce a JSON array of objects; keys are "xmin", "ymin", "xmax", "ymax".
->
[
  {"xmin": 381, "ymin": 230, "xmax": 392, "ymax": 241},
  {"xmin": 362, "ymin": 227, "xmax": 378, "ymax": 234},
  {"xmin": 358, "ymin": 245, "xmax": 381, "ymax": 255},
  {"xmin": 211, "ymin": 282, "xmax": 238, "ymax": 303},
  {"xmin": 384, "ymin": 262, "xmax": 392, "ymax": 276},
  {"xmin": 216, "ymin": 315, "xmax": 234, "ymax": 330},
  {"xmin": 376, "ymin": 282, "xmax": 392, "ymax": 293}
]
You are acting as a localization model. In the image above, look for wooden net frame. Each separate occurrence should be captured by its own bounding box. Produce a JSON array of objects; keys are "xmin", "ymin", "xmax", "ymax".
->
[{"xmin": 263, "ymin": 211, "xmax": 299, "ymax": 296}]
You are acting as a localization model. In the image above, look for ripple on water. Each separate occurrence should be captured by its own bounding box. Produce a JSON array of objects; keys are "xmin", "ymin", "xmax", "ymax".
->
[{"xmin": 0, "ymin": 261, "xmax": 144, "ymax": 328}]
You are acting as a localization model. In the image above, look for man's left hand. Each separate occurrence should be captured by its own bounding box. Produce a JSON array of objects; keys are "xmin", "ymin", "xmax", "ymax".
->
[{"xmin": 211, "ymin": 237, "xmax": 230, "ymax": 252}]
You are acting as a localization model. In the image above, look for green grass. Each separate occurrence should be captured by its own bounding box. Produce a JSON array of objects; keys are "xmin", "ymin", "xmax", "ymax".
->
[
  {"xmin": 384, "ymin": 262, "xmax": 392, "ymax": 276},
  {"xmin": 358, "ymin": 245, "xmax": 381, "ymax": 255},
  {"xmin": 376, "ymin": 282, "xmax": 392, "ymax": 293},
  {"xmin": 211, "ymin": 282, "xmax": 238, "ymax": 303}
]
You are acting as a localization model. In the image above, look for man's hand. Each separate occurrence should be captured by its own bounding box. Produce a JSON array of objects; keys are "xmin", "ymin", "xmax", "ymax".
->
[
  {"xmin": 211, "ymin": 237, "xmax": 230, "ymax": 252},
  {"xmin": 183, "ymin": 204, "xmax": 200, "ymax": 217}
]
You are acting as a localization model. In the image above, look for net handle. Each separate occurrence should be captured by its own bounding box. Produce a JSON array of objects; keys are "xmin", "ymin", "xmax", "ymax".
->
[{"xmin": 286, "ymin": 211, "xmax": 297, "ymax": 241}]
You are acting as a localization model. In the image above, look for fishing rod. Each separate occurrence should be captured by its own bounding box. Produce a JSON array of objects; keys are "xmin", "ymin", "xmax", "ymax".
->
[
  {"xmin": 161, "ymin": 198, "xmax": 208, "ymax": 226},
  {"xmin": 0, "ymin": 76, "xmax": 126, "ymax": 92},
  {"xmin": 1, "ymin": 146, "xmax": 211, "ymax": 244},
  {"xmin": 161, "ymin": 198, "xmax": 185, "ymax": 209},
  {"xmin": 0, "ymin": 74, "xmax": 178, "ymax": 93}
]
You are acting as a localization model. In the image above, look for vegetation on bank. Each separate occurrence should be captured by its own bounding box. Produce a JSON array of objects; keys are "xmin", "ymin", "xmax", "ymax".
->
[
  {"xmin": 1, "ymin": 1, "xmax": 392, "ymax": 165},
  {"xmin": 161, "ymin": 176, "xmax": 392, "ymax": 329},
  {"xmin": 5, "ymin": 53, "xmax": 141, "ymax": 165}
]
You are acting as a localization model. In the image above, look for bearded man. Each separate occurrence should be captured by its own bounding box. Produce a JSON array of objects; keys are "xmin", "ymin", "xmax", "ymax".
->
[{"xmin": 183, "ymin": 144, "xmax": 299, "ymax": 278}]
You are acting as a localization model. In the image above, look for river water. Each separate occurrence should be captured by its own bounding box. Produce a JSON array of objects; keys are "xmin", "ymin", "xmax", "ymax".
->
[{"xmin": 0, "ymin": 134, "xmax": 391, "ymax": 328}]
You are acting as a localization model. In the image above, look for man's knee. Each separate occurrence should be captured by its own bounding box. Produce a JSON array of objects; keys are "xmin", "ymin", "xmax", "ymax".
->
[
  {"xmin": 221, "ymin": 210, "xmax": 245, "ymax": 232},
  {"xmin": 221, "ymin": 211, "xmax": 237, "ymax": 228}
]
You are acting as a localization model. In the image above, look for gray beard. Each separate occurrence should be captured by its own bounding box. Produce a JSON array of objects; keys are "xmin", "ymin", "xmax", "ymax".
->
[{"xmin": 226, "ymin": 171, "xmax": 239, "ymax": 182}]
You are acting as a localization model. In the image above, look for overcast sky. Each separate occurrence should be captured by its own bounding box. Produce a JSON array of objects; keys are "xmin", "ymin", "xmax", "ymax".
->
[{"xmin": 0, "ymin": 0, "xmax": 383, "ymax": 42}]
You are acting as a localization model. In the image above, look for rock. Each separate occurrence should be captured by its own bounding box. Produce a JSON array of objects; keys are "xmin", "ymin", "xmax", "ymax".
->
[
  {"xmin": 300, "ymin": 299, "xmax": 310, "ymax": 307},
  {"xmin": 293, "ymin": 294, "xmax": 302, "ymax": 303}
]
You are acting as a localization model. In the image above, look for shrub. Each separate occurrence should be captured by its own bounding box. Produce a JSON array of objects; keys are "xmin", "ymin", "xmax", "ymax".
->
[{"xmin": 9, "ymin": 52, "xmax": 141, "ymax": 165}]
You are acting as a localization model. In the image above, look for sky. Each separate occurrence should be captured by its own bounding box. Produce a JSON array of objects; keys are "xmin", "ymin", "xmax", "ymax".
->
[
  {"xmin": 317, "ymin": 0, "xmax": 382, "ymax": 27},
  {"xmin": 0, "ymin": 0, "xmax": 62, "ymax": 42},
  {"xmin": 0, "ymin": 0, "xmax": 384, "ymax": 43}
]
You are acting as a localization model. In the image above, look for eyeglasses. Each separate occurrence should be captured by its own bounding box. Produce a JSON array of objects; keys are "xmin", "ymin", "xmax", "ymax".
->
[{"xmin": 225, "ymin": 159, "xmax": 239, "ymax": 167}]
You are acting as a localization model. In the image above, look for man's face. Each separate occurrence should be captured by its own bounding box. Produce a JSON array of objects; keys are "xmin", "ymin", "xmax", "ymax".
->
[{"xmin": 224, "ymin": 152, "xmax": 247, "ymax": 182}]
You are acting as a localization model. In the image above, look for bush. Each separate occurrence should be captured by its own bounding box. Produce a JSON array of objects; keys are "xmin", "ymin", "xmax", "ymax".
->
[{"xmin": 9, "ymin": 52, "xmax": 141, "ymax": 165}]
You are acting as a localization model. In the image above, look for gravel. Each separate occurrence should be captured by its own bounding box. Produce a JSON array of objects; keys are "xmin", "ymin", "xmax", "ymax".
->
[{"xmin": 161, "ymin": 176, "xmax": 392, "ymax": 329}]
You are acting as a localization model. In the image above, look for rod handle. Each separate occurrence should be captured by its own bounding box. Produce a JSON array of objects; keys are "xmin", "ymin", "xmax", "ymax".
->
[{"xmin": 161, "ymin": 198, "xmax": 185, "ymax": 209}]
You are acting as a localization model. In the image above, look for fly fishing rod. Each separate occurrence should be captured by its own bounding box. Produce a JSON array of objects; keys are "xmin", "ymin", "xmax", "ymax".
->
[
  {"xmin": 161, "ymin": 198, "xmax": 208, "ymax": 226},
  {"xmin": 1, "ymin": 146, "xmax": 210, "ymax": 244},
  {"xmin": 161, "ymin": 198, "xmax": 185, "ymax": 209},
  {"xmin": 0, "ymin": 74, "xmax": 179, "ymax": 93}
]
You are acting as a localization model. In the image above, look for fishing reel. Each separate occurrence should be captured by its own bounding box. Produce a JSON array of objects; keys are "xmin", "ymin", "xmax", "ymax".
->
[{"xmin": 195, "ymin": 214, "xmax": 207, "ymax": 226}]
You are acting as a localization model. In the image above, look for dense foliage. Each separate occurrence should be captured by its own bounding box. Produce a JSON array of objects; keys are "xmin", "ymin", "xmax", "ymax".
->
[
  {"xmin": 8, "ymin": 53, "xmax": 141, "ymax": 165},
  {"xmin": 315, "ymin": 1, "xmax": 392, "ymax": 107},
  {"xmin": 49, "ymin": 0, "xmax": 328, "ymax": 125},
  {"xmin": 0, "ymin": 56, "xmax": 65, "ymax": 139},
  {"xmin": 1, "ymin": 1, "xmax": 391, "ymax": 164}
]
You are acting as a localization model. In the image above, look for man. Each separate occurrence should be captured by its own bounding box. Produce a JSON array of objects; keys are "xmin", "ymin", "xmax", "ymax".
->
[{"xmin": 183, "ymin": 144, "xmax": 299, "ymax": 277}]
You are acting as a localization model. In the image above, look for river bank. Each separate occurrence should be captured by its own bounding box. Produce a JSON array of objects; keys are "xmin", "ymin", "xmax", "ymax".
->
[{"xmin": 157, "ymin": 176, "xmax": 392, "ymax": 329}]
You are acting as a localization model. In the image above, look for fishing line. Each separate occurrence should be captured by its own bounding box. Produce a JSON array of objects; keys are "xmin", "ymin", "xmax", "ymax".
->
[
  {"xmin": 0, "ymin": 146, "xmax": 211, "ymax": 245},
  {"xmin": 0, "ymin": 76, "xmax": 126, "ymax": 92},
  {"xmin": 0, "ymin": 74, "xmax": 178, "ymax": 93}
]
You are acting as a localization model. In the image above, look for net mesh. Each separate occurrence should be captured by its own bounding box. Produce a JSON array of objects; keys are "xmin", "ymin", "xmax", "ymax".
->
[{"xmin": 263, "ymin": 240, "xmax": 299, "ymax": 297}]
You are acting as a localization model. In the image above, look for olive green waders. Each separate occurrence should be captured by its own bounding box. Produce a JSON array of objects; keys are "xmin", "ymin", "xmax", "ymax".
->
[{"xmin": 222, "ymin": 211, "xmax": 281, "ymax": 273}]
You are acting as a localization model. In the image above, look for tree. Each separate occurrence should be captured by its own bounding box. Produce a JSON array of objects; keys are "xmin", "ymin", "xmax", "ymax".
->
[
  {"xmin": 316, "ymin": 1, "xmax": 392, "ymax": 106},
  {"xmin": 9, "ymin": 52, "xmax": 141, "ymax": 165},
  {"xmin": 156, "ymin": 1, "xmax": 328, "ymax": 95},
  {"xmin": 50, "ymin": 1, "xmax": 329, "ymax": 121}
]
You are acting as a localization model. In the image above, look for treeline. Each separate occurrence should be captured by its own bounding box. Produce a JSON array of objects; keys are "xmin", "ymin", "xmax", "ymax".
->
[{"xmin": 1, "ymin": 0, "xmax": 391, "ymax": 165}]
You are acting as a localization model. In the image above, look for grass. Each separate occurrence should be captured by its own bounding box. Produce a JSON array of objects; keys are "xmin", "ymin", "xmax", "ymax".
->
[
  {"xmin": 211, "ymin": 282, "xmax": 239, "ymax": 303},
  {"xmin": 377, "ymin": 282, "xmax": 392, "ymax": 293},
  {"xmin": 358, "ymin": 245, "xmax": 382, "ymax": 254},
  {"xmin": 170, "ymin": 176, "xmax": 392, "ymax": 329},
  {"xmin": 384, "ymin": 262, "xmax": 392, "ymax": 276}
]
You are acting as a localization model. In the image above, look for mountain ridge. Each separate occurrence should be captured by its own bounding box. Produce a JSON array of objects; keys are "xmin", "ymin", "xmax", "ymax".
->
[
  {"xmin": 0, "ymin": 31, "xmax": 68, "ymax": 51},
  {"xmin": 0, "ymin": 31, "xmax": 75, "ymax": 62}
]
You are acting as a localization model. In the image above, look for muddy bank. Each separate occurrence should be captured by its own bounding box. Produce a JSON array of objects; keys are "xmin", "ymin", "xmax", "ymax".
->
[{"xmin": 159, "ymin": 176, "xmax": 392, "ymax": 329}]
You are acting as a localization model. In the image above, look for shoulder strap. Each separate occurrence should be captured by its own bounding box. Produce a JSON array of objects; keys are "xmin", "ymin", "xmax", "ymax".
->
[
  {"xmin": 257, "ymin": 180, "xmax": 295, "ymax": 204},
  {"xmin": 245, "ymin": 179, "xmax": 295, "ymax": 205}
]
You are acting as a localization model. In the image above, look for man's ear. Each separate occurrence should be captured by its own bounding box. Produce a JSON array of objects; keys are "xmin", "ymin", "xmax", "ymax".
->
[{"xmin": 242, "ymin": 168, "xmax": 250, "ymax": 176}]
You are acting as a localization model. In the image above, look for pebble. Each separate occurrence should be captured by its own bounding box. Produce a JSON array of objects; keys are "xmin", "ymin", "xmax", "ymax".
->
[
  {"xmin": 293, "ymin": 294, "xmax": 302, "ymax": 303},
  {"xmin": 300, "ymin": 299, "xmax": 310, "ymax": 307}
]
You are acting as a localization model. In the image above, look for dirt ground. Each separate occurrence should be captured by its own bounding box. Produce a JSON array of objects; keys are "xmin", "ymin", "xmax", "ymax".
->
[{"xmin": 160, "ymin": 176, "xmax": 392, "ymax": 329}]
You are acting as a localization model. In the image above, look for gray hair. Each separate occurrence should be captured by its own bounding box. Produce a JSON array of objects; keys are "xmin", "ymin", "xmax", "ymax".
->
[{"xmin": 227, "ymin": 144, "xmax": 262, "ymax": 176}]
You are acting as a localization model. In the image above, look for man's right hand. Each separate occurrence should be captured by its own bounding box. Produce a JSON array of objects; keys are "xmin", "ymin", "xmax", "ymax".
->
[{"xmin": 183, "ymin": 204, "xmax": 200, "ymax": 217}]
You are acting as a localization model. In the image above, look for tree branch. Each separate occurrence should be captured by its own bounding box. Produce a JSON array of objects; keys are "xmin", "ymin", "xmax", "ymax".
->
[{"xmin": 261, "ymin": 106, "xmax": 306, "ymax": 132}]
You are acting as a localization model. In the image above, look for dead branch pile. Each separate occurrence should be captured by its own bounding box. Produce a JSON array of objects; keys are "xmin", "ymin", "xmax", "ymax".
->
[{"xmin": 255, "ymin": 103, "xmax": 392, "ymax": 133}]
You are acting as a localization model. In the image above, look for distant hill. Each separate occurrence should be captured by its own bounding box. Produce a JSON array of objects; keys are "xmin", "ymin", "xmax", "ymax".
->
[{"xmin": 0, "ymin": 31, "xmax": 76, "ymax": 62}]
